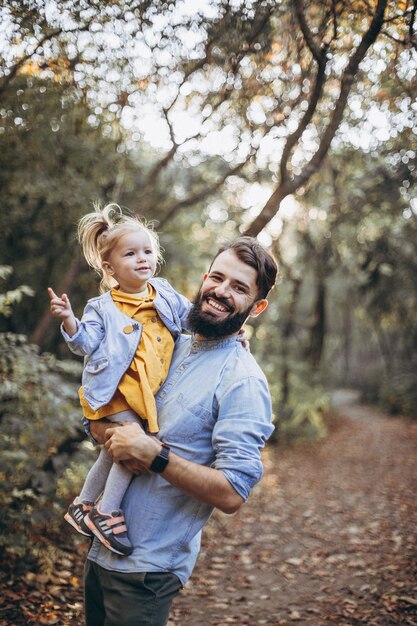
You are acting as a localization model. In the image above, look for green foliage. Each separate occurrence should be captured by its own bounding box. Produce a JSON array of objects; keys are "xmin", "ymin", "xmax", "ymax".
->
[
  {"xmin": 0, "ymin": 266, "xmax": 34, "ymax": 317},
  {"xmin": 269, "ymin": 371, "xmax": 329, "ymax": 442},
  {"xmin": 0, "ymin": 332, "xmax": 94, "ymax": 569},
  {"xmin": 0, "ymin": 76, "xmax": 135, "ymax": 344}
]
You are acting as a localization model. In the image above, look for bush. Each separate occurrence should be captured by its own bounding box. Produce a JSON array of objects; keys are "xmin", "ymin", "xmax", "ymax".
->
[
  {"xmin": 0, "ymin": 333, "xmax": 95, "ymax": 571},
  {"xmin": 270, "ymin": 374, "xmax": 330, "ymax": 442}
]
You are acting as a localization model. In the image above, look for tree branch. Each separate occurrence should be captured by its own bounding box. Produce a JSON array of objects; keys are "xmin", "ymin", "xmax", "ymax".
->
[
  {"xmin": 158, "ymin": 157, "xmax": 251, "ymax": 229},
  {"xmin": 0, "ymin": 27, "xmax": 63, "ymax": 96},
  {"xmin": 279, "ymin": 0, "xmax": 329, "ymax": 183},
  {"xmin": 244, "ymin": 0, "xmax": 389, "ymax": 237}
]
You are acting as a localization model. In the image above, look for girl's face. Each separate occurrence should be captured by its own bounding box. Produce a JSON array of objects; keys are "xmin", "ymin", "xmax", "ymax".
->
[{"xmin": 102, "ymin": 230, "xmax": 157, "ymax": 293}]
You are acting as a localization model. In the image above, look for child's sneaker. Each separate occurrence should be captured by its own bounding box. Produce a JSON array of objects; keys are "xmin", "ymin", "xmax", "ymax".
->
[
  {"xmin": 85, "ymin": 506, "xmax": 133, "ymax": 556},
  {"xmin": 64, "ymin": 498, "xmax": 94, "ymax": 537}
]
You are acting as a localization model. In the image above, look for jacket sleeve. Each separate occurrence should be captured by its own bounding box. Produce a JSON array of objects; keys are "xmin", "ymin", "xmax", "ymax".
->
[
  {"xmin": 158, "ymin": 278, "xmax": 193, "ymax": 332},
  {"xmin": 61, "ymin": 301, "xmax": 105, "ymax": 357},
  {"xmin": 173, "ymin": 289, "xmax": 192, "ymax": 332}
]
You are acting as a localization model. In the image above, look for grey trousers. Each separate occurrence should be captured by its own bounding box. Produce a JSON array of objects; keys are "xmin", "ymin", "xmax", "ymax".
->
[{"xmin": 84, "ymin": 559, "xmax": 182, "ymax": 626}]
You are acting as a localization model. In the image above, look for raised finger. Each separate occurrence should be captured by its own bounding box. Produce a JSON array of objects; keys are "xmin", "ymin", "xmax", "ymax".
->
[{"xmin": 47, "ymin": 287, "xmax": 58, "ymax": 300}]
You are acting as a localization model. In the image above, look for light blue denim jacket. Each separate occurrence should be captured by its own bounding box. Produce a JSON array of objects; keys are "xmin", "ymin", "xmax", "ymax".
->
[
  {"xmin": 85, "ymin": 333, "xmax": 274, "ymax": 586},
  {"xmin": 61, "ymin": 277, "xmax": 191, "ymax": 411}
]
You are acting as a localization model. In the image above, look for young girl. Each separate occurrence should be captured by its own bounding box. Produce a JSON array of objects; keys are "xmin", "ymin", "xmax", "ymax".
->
[{"xmin": 48, "ymin": 204, "xmax": 191, "ymax": 556}]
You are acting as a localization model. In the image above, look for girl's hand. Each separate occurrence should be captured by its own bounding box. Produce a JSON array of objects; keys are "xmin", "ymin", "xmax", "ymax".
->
[
  {"xmin": 237, "ymin": 327, "xmax": 250, "ymax": 352},
  {"xmin": 48, "ymin": 287, "xmax": 77, "ymax": 336},
  {"xmin": 48, "ymin": 287, "xmax": 73, "ymax": 319}
]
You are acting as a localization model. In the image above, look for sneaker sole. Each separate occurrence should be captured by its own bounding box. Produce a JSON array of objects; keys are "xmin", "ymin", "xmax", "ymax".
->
[
  {"xmin": 85, "ymin": 515, "xmax": 133, "ymax": 556},
  {"xmin": 64, "ymin": 512, "xmax": 93, "ymax": 538}
]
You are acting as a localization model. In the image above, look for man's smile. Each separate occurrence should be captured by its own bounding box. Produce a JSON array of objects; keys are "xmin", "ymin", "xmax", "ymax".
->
[{"xmin": 203, "ymin": 295, "xmax": 233, "ymax": 315}]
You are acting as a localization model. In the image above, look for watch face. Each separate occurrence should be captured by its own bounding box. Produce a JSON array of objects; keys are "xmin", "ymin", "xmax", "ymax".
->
[{"xmin": 150, "ymin": 445, "xmax": 170, "ymax": 473}]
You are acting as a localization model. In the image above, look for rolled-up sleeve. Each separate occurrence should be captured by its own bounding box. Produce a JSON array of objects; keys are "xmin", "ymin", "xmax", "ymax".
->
[{"xmin": 212, "ymin": 376, "xmax": 274, "ymax": 501}]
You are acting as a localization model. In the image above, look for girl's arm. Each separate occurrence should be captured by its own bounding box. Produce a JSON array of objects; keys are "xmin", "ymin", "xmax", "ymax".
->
[{"xmin": 48, "ymin": 287, "xmax": 78, "ymax": 337}]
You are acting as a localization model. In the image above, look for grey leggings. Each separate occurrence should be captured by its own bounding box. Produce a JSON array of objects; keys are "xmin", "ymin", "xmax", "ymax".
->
[{"xmin": 80, "ymin": 410, "xmax": 140, "ymax": 512}]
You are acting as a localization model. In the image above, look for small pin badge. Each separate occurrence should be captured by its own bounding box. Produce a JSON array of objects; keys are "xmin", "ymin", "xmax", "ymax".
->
[{"xmin": 123, "ymin": 323, "xmax": 139, "ymax": 334}]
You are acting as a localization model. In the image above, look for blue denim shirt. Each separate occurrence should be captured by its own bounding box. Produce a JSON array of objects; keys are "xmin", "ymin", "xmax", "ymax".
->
[
  {"xmin": 86, "ymin": 333, "xmax": 274, "ymax": 585},
  {"xmin": 61, "ymin": 277, "xmax": 191, "ymax": 411}
]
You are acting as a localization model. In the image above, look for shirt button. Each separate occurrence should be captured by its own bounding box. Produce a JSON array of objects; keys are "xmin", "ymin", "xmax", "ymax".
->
[
  {"xmin": 151, "ymin": 317, "xmax": 157, "ymax": 323},
  {"xmin": 160, "ymin": 358, "xmax": 164, "ymax": 364},
  {"xmin": 192, "ymin": 342, "xmax": 198, "ymax": 349},
  {"xmin": 156, "ymin": 336, "xmax": 162, "ymax": 342},
  {"xmin": 179, "ymin": 365, "xmax": 185, "ymax": 371}
]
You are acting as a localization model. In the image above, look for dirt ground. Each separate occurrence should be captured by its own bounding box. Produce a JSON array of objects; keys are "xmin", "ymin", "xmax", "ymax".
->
[
  {"xmin": 2, "ymin": 391, "xmax": 417, "ymax": 625},
  {"xmin": 167, "ymin": 391, "xmax": 417, "ymax": 626}
]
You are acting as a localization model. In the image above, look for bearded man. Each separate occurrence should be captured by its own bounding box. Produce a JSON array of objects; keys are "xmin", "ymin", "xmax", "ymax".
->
[{"xmin": 83, "ymin": 236, "xmax": 278, "ymax": 626}]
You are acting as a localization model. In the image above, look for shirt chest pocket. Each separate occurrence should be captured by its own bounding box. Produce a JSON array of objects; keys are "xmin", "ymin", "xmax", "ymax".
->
[{"xmin": 162, "ymin": 393, "xmax": 215, "ymax": 442}]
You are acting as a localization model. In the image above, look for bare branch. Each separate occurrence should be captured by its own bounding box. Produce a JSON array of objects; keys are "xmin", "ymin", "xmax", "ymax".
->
[
  {"xmin": 158, "ymin": 157, "xmax": 252, "ymax": 229},
  {"xmin": 277, "ymin": 0, "xmax": 330, "ymax": 182},
  {"xmin": 0, "ymin": 27, "xmax": 63, "ymax": 96},
  {"xmin": 293, "ymin": 0, "xmax": 323, "ymax": 63},
  {"xmin": 244, "ymin": 0, "xmax": 389, "ymax": 236}
]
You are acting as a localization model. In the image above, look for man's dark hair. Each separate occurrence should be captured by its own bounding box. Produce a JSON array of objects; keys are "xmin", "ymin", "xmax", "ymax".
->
[{"xmin": 212, "ymin": 236, "xmax": 278, "ymax": 299}]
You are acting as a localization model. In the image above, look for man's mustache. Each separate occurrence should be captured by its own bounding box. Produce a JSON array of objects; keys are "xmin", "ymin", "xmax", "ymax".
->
[{"xmin": 203, "ymin": 291, "xmax": 233, "ymax": 313}]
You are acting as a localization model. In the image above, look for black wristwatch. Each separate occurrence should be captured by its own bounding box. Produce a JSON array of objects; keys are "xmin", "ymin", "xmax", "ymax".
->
[{"xmin": 150, "ymin": 442, "xmax": 171, "ymax": 473}]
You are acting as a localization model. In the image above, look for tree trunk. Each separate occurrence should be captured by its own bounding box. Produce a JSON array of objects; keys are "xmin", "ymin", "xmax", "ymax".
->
[
  {"xmin": 30, "ymin": 253, "xmax": 87, "ymax": 349},
  {"xmin": 342, "ymin": 299, "xmax": 352, "ymax": 385},
  {"xmin": 280, "ymin": 277, "xmax": 302, "ymax": 406},
  {"xmin": 308, "ymin": 273, "xmax": 326, "ymax": 369}
]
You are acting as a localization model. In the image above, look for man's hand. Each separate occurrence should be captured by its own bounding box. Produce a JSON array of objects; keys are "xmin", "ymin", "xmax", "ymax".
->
[
  {"xmin": 48, "ymin": 287, "xmax": 77, "ymax": 336},
  {"xmin": 105, "ymin": 423, "xmax": 161, "ymax": 471}
]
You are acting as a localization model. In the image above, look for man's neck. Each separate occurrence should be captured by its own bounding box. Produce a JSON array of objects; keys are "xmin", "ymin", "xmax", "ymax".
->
[{"xmin": 194, "ymin": 331, "xmax": 239, "ymax": 342}]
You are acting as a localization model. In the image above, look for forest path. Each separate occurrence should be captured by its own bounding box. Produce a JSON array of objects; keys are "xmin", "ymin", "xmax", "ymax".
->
[
  {"xmin": 2, "ymin": 392, "xmax": 416, "ymax": 626},
  {"xmin": 169, "ymin": 391, "xmax": 417, "ymax": 626}
]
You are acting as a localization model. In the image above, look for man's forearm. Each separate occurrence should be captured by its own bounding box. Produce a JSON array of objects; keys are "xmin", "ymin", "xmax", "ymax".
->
[
  {"xmin": 104, "ymin": 423, "xmax": 244, "ymax": 514},
  {"xmin": 162, "ymin": 451, "xmax": 244, "ymax": 514}
]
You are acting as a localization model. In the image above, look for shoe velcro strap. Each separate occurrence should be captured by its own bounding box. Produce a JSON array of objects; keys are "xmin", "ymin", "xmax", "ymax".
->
[{"xmin": 107, "ymin": 515, "xmax": 126, "ymax": 527}]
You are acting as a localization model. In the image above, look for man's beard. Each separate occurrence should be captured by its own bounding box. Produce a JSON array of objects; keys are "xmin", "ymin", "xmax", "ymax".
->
[{"xmin": 187, "ymin": 290, "xmax": 254, "ymax": 339}]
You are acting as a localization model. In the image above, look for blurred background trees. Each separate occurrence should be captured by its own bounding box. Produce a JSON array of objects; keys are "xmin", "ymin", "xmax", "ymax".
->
[{"xmin": 0, "ymin": 0, "xmax": 416, "ymax": 568}]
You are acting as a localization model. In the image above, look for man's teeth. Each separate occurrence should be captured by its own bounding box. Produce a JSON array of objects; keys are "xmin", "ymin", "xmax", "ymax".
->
[{"xmin": 207, "ymin": 298, "xmax": 228, "ymax": 312}]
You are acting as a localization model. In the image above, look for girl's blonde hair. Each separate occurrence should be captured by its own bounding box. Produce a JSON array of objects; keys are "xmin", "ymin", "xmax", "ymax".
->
[{"xmin": 78, "ymin": 204, "xmax": 162, "ymax": 293}]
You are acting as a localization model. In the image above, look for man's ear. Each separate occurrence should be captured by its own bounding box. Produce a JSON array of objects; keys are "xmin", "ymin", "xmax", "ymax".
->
[
  {"xmin": 102, "ymin": 261, "xmax": 114, "ymax": 276},
  {"xmin": 249, "ymin": 299, "xmax": 268, "ymax": 318},
  {"xmin": 202, "ymin": 273, "xmax": 208, "ymax": 282}
]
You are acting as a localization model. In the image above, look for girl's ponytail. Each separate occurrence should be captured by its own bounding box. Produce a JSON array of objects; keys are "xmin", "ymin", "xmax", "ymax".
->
[
  {"xmin": 78, "ymin": 204, "xmax": 121, "ymax": 269},
  {"xmin": 78, "ymin": 204, "xmax": 122, "ymax": 292}
]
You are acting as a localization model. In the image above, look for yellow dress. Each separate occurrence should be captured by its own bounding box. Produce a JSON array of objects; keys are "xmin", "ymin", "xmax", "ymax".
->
[{"xmin": 79, "ymin": 285, "xmax": 174, "ymax": 433}]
